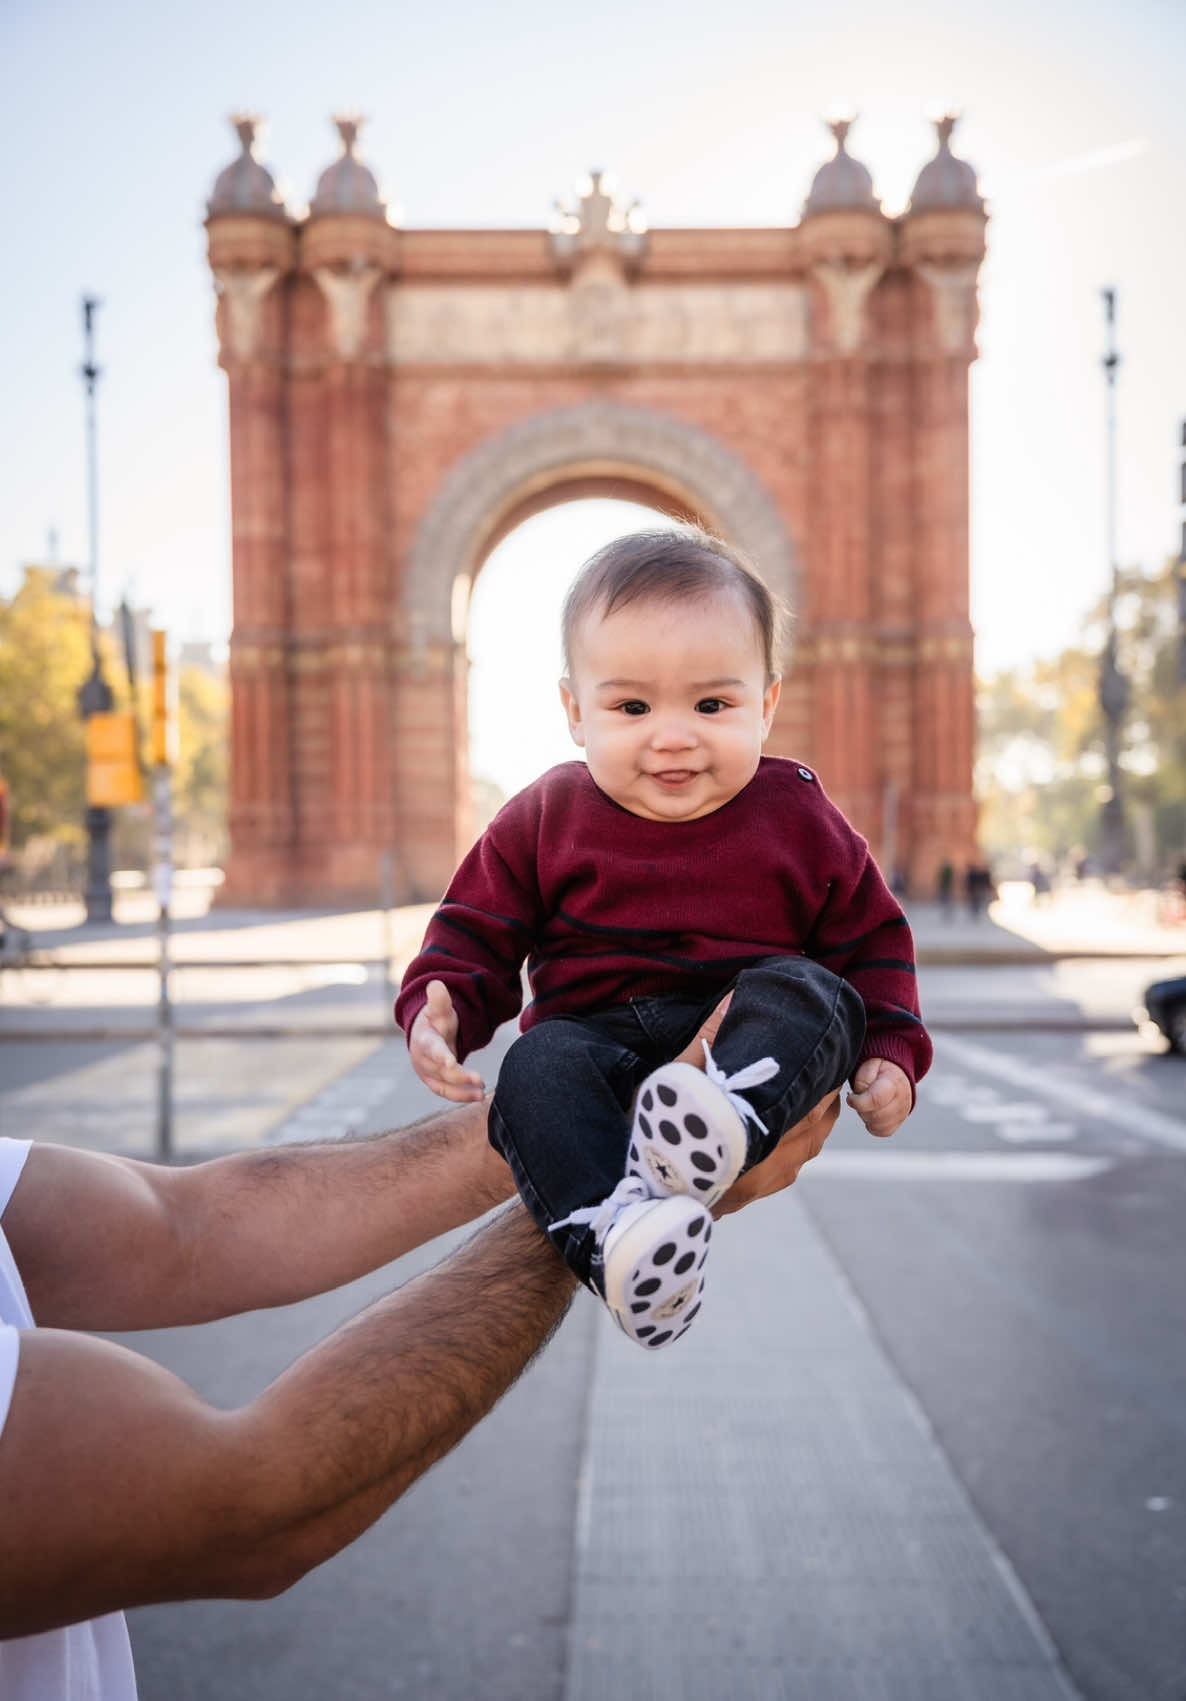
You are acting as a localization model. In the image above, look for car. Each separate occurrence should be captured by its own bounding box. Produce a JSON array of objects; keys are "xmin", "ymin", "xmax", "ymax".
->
[{"xmin": 1139, "ymin": 973, "xmax": 1186, "ymax": 1054}]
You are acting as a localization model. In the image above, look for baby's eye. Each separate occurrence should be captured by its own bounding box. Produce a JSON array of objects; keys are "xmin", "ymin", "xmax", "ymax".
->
[
  {"xmin": 616, "ymin": 700, "xmax": 649, "ymax": 716},
  {"xmin": 696, "ymin": 698, "xmax": 727, "ymax": 715}
]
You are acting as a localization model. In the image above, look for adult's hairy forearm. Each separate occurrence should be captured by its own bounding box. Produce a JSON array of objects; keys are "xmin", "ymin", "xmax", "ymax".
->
[
  {"xmin": 1, "ymin": 1205, "xmax": 575, "ymax": 1636},
  {"xmin": 13, "ymin": 1100, "xmax": 516, "ymax": 1333},
  {"xmin": 172, "ymin": 1099, "xmax": 515, "ymax": 1323},
  {"xmin": 226, "ymin": 1205, "xmax": 576, "ymax": 1592}
]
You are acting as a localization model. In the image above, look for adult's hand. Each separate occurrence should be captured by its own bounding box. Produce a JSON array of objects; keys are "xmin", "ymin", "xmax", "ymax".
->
[
  {"xmin": 674, "ymin": 993, "xmax": 733, "ymax": 1066},
  {"xmin": 711, "ymin": 1089, "xmax": 841, "ymax": 1219},
  {"xmin": 673, "ymin": 993, "xmax": 842, "ymax": 1218}
]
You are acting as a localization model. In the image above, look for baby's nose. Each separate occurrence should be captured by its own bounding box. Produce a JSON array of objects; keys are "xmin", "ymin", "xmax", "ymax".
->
[{"xmin": 650, "ymin": 714, "xmax": 698, "ymax": 749}]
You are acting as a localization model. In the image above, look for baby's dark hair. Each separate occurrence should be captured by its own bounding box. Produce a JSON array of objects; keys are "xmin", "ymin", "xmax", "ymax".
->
[{"xmin": 561, "ymin": 527, "xmax": 786, "ymax": 680}]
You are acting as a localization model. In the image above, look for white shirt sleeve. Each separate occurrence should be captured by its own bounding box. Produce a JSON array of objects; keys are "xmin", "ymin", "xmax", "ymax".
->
[
  {"xmin": 0, "ymin": 1322, "xmax": 19, "ymax": 1439},
  {"xmin": 0, "ymin": 1138, "xmax": 31, "ymax": 1220}
]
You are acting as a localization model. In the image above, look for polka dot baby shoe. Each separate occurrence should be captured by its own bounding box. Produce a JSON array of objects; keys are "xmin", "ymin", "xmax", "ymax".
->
[
  {"xmin": 626, "ymin": 1059, "xmax": 750, "ymax": 1209},
  {"xmin": 601, "ymin": 1194, "xmax": 712, "ymax": 1349}
]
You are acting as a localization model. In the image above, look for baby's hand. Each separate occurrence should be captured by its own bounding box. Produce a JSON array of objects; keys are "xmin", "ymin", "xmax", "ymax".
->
[
  {"xmin": 846, "ymin": 1058, "xmax": 912, "ymax": 1139},
  {"xmin": 409, "ymin": 980, "xmax": 485, "ymax": 1103}
]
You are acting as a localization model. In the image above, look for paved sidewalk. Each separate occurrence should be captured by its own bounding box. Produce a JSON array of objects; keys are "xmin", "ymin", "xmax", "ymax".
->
[
  {"xmin": 0, "ymin": 898, "xmax": 437, "ymax": 1158},
  {"xmin": 7, "ymin": 880, "xmax": 1184, "ymax": 970},
  {"xmin": 907, "ymin": 884, "xmax": 1186, "ymax": 963},
  {"xmin": 239, "ymin": 1043, "xmax": 1087, "ymax": 1701},
  {"xmin": 3, "ymin": 881, "xmax": 1183, "ymax": 1159},
  {"xmin": 567, "ymin": 1192, "xmax": 1081, "ymax": 1701}
]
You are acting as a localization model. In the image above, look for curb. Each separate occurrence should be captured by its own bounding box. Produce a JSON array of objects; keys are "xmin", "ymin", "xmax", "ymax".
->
[
  {"xmin": 0, "ymin": 1017, "xmax": 1141, "ymax": 1043},
  {"xmin": 916, "ymin": 946, "xmax": 1185, "ymax": 966},
  {"xmin": 7, "ymin": 947, "xmax": 1184, "ymax": 972}
]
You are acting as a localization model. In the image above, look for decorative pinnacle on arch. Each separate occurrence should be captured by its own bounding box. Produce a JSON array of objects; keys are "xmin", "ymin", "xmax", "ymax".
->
[
  {"xmin": 309, "ymin": 112, "xmax": 388, "ymax": 219},
  {"xmin": 333, "ymin": 114, "xmax": 364, "ymax": 155},
  {"xmin": 908, "ymin": 111, "xmax": 985, "ymax": 214},
  {"xmin": 803, "ymin": 114, "xmax": 880, "ymax": 217},
  {"xmin": 550, "ymin": 169, "xmax": 647, "ymax": 271},
  {"xmin": 231, "ymin": 113, "xmax": 262, "ymax": 154},
  {"xmin": 207, "ymin": 111, "xmax": 289, "ymax": 220}
]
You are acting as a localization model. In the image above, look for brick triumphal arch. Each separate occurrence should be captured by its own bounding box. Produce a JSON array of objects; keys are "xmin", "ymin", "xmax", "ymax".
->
[{"xmin": 206, "ymin": 115, "xmax": 987, "ymax": 906}]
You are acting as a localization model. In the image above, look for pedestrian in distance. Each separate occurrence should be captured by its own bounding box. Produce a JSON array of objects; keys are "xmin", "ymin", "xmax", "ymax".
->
[
  {"xmin": 936, "ymin": 860, "xmax": 956, "ymax": 920},
  {"xmin": 398, "ymin": 529, "xmax": 932, "ymax": 1352},
  {"xmin": 965, "ymin": 861, "xmax": 994, "ymax": 919},
  {"xmin": 0, "ymin": 1039, "xmax": 842, "ymax": 1699}
]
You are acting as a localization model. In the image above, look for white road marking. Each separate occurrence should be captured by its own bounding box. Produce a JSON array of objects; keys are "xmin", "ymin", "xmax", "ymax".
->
[
  {"xmin": 961, "ymin": 1101, "xmax": 1050, "ymax": 1123},
  {"xmin": 925, "ymin": 1072, "xmax": 1080, "ymax": 1144},
  {"xmin": 809, "ymin": 1150, "xmax": 1113, "ymax": 1181},
  {"xmin": 995, "ymin": 1120, "xmax": 1077, "ymax": 1145},
  {"xmin": 935, "ymin": 1034, "xmax": 1186, "ymax": 1154}
]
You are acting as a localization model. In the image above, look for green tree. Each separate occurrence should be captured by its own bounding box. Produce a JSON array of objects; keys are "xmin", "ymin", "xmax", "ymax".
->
[
  {"xmin": 0, "ymin": 571, "xmax": 98, "ymax": 850},
  {"xmin": 176, "ymin": 664, "xmax": 229, "ymax": 864},
  {"xmin": 976, "ymin": 558, "xmax": 1186, "ymax": 873},
  {"xmin": 1120, "ymin": 558, "xmax": 1186, "ymax": 857},
  {"xmin": 1, "ymin": 572, "xmax": 230, "ymax": 872}
]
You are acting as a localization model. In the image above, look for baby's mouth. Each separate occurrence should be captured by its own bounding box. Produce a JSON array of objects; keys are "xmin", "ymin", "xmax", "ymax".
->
[{"xmin": 650, "ymin": 769, "xmax": 700, "ymax": 786}]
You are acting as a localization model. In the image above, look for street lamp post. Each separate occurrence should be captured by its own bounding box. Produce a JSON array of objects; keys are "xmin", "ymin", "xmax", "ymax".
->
[
  {"xmin": 1177, "ymin": 419, "xmax": 1186, "ymax": 688},
  {"xmin": 1098, "ymin": 287, "xmax": 1129, "ymax": 877},
  {"xmin": 77, "ymin": 296, "xmax": 115, "ymax": 923}
]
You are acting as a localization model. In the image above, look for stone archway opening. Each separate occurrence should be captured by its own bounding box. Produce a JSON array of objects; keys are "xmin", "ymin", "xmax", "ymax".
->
[
  {"xmin": 466, "ymin": 495, "xmax": 692, "ymax": 824},
  {"xmin": 393, "ymin": 402, "xmax": 806, "ymax": 899}
]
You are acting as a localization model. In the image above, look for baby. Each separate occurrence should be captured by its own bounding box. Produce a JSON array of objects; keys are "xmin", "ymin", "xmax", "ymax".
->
[{"xmin": 397, "ymin": 529, "xmax": 932, "ymax": 1348}]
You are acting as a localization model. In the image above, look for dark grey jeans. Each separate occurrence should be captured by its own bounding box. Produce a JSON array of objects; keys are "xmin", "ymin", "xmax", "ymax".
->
[{"xmin": 488, "ymin": 955, "xmax": 866, "ymax": 1286}]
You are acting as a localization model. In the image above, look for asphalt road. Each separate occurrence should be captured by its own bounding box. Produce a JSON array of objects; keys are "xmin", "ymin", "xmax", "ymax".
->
[
  {"xmin": 802, "ymin": 1022, "xmax": 1186, "ymax": 1701},
  {"xmin": 4, "ymin": 954, "xmax": 1184, "ymax": 1698}
]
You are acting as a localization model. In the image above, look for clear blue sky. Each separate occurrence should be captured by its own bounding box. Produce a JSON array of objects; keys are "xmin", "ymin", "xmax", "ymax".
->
[{"xmin": 2, "ymin": 0, "xmax": 1184, "ymax": 792}]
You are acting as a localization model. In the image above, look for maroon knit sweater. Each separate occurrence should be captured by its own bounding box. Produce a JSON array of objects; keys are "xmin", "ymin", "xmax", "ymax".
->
[{"xmin": 396, "ymin": 758, "xmax": 932, "ymax": 1089}]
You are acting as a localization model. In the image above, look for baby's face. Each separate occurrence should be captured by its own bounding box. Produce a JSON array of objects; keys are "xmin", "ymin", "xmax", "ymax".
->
[{"xmin": 560, "ymin": 589, "xmax": 781, "ymax": 823}]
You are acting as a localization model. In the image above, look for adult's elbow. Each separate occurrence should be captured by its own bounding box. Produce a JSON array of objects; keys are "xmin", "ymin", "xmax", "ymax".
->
[
  {"xmin": 234, "ymin": 1555, "xmax": 306, "ymax": 1602},
  {"xmin": 203, "ymin": 1533, "xmax": 314, "ymax": 1603}
]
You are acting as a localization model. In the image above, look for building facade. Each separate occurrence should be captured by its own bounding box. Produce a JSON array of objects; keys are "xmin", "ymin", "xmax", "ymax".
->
[{"xmin": 206, "ymin": 114, "xmax": 987, "ymax": 904}]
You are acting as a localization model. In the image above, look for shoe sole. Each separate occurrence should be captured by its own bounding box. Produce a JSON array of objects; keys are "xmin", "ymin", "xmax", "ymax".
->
[
  {"xmin": 602, "ymin": 1196, "xmax": 712, "ymax": 1349},
  {"xmin": 628, "ymin": 1061, "xmax": 748, "ymax": 1208}
]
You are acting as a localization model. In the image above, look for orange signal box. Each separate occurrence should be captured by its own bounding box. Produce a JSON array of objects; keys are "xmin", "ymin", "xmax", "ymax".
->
[
  {"xmin": 85, "ymin": 712, "xmax": 144, "ymax": 807},
  {"xmin": 152, "ymin": 630, "xmax": 177, "ymax": 768}
]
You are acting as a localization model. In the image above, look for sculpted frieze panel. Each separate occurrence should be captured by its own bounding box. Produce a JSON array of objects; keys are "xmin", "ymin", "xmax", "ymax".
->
[
  {"xmin": 385, "ymin": 282, "xmax": 810, "ymax": 365},
  {"xmin": 916, "ymin": 264, "xmax": 981, "ymax": 356},
  {"xmin": 213, "ymin": 267, "xmax": 279, "ymax": 363}
]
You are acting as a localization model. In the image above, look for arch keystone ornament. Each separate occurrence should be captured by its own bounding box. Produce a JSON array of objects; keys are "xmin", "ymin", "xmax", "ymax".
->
[
  {"xmin": 206, "ymin": 121, "xmax": 989, "ymax": 905},
  {"xmin": 550, "ymin": 170, "xmax": 647, "ymax": 276}
]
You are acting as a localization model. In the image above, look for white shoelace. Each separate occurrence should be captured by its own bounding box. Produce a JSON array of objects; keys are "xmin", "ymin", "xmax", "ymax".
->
[
  {"xmin": 702, "ymin": 1042, "xmax": 779, "ymax": 1133},
  {"xmin": 550, "ymin": 1048, "xmax": 780, "ymax": 1242},
  {"xmin": 551, "ymin": 1174, "xmax": 652, "ymax": 1243}
]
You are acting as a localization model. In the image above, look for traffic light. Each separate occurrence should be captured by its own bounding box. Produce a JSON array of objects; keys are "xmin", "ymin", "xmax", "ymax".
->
[
  {"xmin": 151, "ymin": 629, "xmax": 177, "ymax": 767},
  {"xmin": 85, "ymin": 712, "xmax": 143, "ymax": 807}
]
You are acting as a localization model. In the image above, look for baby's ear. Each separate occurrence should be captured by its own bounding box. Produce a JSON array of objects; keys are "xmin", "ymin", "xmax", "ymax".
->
[
  {"xmin": 761, "ymin": 673, "xmax": 782, "ymax": 737},
  {"xmin": 558, "ymin": 678, "xmax": 586, "ymax": 747}
]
